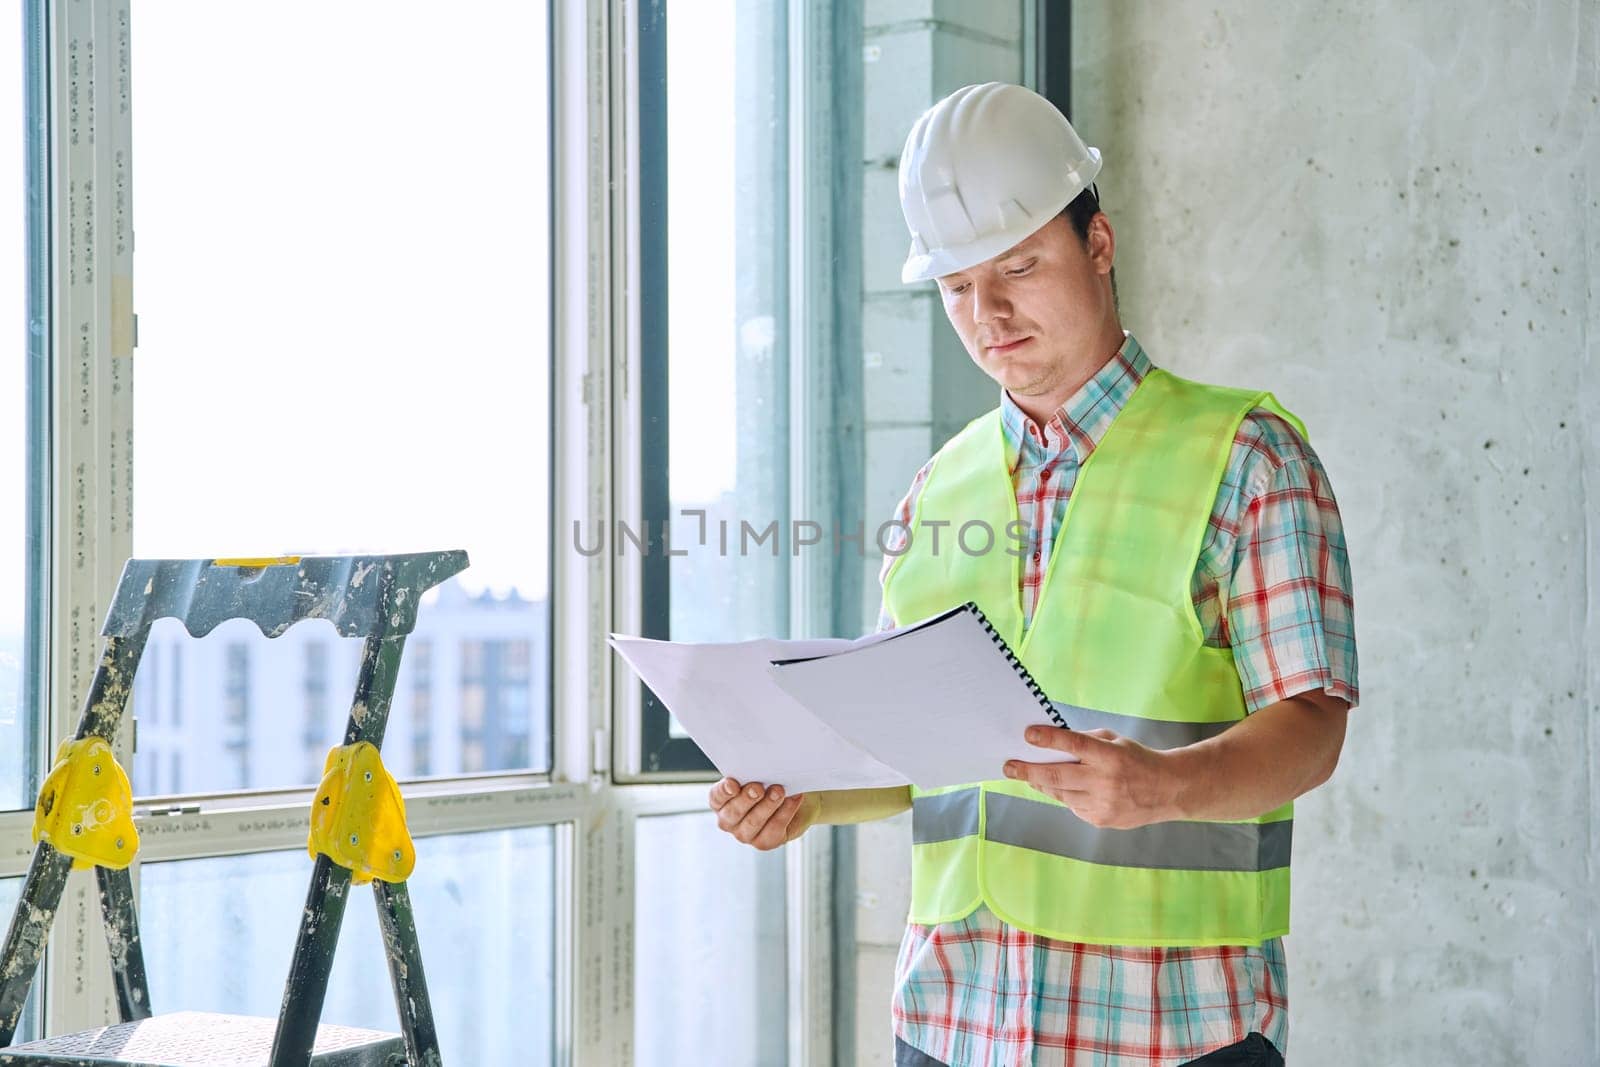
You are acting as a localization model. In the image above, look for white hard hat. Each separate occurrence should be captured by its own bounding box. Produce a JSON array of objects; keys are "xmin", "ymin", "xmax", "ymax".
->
[{"xmin": 898, "ymin": 82, "xmax": 1102, "ymax": 284}]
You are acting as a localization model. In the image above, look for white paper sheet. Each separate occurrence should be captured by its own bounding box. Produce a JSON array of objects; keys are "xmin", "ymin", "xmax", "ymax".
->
[
  {"xmin": 766, "ymin": 608, "xmax": 1075, "ymax": 789},
  {"xmin": 608, "ymin": 633, "xmax": 907, "ymax": 792}
]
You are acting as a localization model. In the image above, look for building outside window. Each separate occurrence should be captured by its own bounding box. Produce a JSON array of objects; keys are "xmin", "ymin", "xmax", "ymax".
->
[
  {"xmin": 169, "ymin": 643, "xmax": 183, "ymax": 727},
  {"xmin": 222, "ymin": 642, "xmax": 251, "ymax": 789},
  {"xmin": 301, "ymin": 641, "xmax": 328, "ymax": 782},
  {"xmin": 500, "ymin": 639, "xmax": 532, "ymax": 770},
  {"xmin": 460, "ymin": 639, "xmax": 487, "ymax": 775},
  {"xmin": 133, "ymin": 643, "xmax": 159, "ymax": 792},
  {"xmin": 410, "ymin": 638, "xmax": 433, "ymax": 776},
  {"xmin": 460, "ymin": 637, "xmax": 534, "ymax": 775}
]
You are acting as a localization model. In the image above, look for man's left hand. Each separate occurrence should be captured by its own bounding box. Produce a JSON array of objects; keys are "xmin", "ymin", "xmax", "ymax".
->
[{"xmin": 1004, "ymin": 727, "xmax": 1179, "ymax": 829}]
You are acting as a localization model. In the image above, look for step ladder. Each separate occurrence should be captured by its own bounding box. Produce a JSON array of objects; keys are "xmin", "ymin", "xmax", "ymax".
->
[{"xmin": 0, "ymin": 551, "xmax": 468, "ymax": 1067}]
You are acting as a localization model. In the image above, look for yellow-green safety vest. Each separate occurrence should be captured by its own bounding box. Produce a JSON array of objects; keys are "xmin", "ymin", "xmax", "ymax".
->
[{"xmin": 881, "ymin": 368, "xmax": 1306, "ymax": 947}]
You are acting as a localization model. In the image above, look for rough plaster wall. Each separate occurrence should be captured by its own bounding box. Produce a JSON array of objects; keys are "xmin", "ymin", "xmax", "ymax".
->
[{"xmin": 1070, "ymin": 3, "xmax": 1599, "ymax": 1063}]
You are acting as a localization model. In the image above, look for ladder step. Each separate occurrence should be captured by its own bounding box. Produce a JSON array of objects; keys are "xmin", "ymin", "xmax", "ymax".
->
[{"xmin": 2, "ymin": 1009, "xmax": 405, "ymax": 1066}]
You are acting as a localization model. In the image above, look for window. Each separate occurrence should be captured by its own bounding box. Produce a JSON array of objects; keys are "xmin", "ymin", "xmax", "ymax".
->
[
  {"xmin": 6, "ymin": 0, "xmax": 953, "ymax": 1058},
  {"xmin": 0, "ymin": 12, "xmax": 22, "ymax": 794},
  {"xmin": 109, "ymin": 0, "xmax": 559, "ymax": 1053},
  {"xmin": 631, "ymin": 0, "xmax": 811, "ymax": 776},
  {"xmin": 620, "ymin": 2, "xmax": 858, "ymax": 1061},
  {"xmin": 621, "ymin": 3, "xmax": 1035, "ymax": 1061},
  {"xmin": 140, "ymin": 828, "xmax": 558, "ymax": 1063},
  {"xmin": 129, "ymin": 0, "xmax": 554, "ymax": 795},
  {"xmin": 635, "ymin": 813, "xmax": 788, "ymax": 1064},
  {"xmin": 625, "ymin": 1, "xmax": 868, "ymax": 763}
]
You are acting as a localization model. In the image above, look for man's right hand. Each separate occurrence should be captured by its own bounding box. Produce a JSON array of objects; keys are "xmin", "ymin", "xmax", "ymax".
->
[{"xmin": 709, "ymin": 778, "xmax": 819, "ymax": 851}]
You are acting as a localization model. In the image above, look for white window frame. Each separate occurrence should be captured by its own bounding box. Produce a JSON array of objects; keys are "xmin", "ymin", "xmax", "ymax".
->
[{"xmin": 2, "ymin": 2, "xmax": 836, "ymax": 1063}]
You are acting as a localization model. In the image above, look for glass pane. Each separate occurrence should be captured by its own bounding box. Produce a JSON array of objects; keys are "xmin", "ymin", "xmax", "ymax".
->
[
  {"xmin": 140, "ymin": 828, "xmax": 557, "ymax": 1064},
  {"xmin": 635, "ymin": 812, "xmax": 786, "ymax": 1066},
  {"xmin": 128, "ymin": 1, "xmax": 552, "ymax": 785},
  {"xmin": 1, "ymin": 0, "xmax": 44, "ymax": 812},
  {"xmin": 130, "ymin": 603, "xmax": 548, "ymax": 796},
  {"xmin": 637, "ymin": 0, "xmax": 791, "ymax": 770},
  {"xmin": 661, "ymin": 0, "xmax": 789, "ymax": 643},
  {"xmin": 0, "ymin": 878, "xmax": 41, "ymax": 1042}
]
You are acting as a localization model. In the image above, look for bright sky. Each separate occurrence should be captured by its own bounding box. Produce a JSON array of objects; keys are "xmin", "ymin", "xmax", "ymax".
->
[
  {"xmin": 2, "ymin": 1, "xmax": 742, "ymax": 621},
  {"xmin": 666, "ymin": 2, "xmax": 738, "ymax": 503},
  {"xmin": 128, "ymin": 1, "xmax": 553, "ymax": 598},
  {"xmin": 1, "ymin": 19, "xmax": 23, "ymax": 640}
]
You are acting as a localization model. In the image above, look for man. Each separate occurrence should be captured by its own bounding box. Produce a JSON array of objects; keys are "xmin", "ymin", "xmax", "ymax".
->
[{"xmin": 708, "ymin": 82, "xmax": 1357, "ymax": 1066}]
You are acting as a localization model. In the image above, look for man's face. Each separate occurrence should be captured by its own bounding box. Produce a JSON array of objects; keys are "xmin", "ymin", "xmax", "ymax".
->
[{"xmin": 935, "ymin": 213, "xmax": 1116, "ymax": 399}]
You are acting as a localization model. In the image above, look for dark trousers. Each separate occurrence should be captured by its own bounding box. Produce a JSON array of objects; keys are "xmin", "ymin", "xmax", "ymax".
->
[{"xmin": 895, "ymin": 1031, "xmax": 1284, "ymax": 1066}]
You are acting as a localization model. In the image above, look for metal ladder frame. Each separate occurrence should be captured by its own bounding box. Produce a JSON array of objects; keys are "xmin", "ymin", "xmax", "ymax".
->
[{"xmin": 0, "ymin": 551, "xmax": 468, "ymax": 1067}]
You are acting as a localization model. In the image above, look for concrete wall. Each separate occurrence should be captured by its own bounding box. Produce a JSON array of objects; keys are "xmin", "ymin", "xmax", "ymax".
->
[{"xmin": 1069, "ymin": 3, "xmax": 1599, "ymax": 1063}]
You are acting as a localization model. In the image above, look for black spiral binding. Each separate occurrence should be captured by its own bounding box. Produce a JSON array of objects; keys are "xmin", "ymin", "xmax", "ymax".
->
[{"xmin": 961, "ymin": 601, "xmax": 1068, "ymax": 727}]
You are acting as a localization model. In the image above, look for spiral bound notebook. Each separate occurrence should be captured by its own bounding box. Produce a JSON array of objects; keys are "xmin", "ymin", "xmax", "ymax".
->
[{"xmin": 767, "ymin": 601, "xmax": 1079, "ymax": 788}]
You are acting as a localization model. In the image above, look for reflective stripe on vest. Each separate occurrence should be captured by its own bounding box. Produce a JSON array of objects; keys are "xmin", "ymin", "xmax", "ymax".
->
[
  {"xmin": 910, "ymin": 788, "xmax": 979, "ymax": 845},
  {"xmin": 1049, "ymin": 702, "xmax": 1236, "ymax": 750},
  {"xmin": 913, "ymin": 789, "xmax": 1292, "ymax": 872},
  {"xmin": 883, "ymin": 368, "xmax": 1308, "ymax": 947}
]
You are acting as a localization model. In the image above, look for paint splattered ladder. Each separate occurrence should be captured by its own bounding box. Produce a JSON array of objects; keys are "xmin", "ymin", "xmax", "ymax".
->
[{"xmin": 0, "ymin": 551, "xmax": 468, "ymax": 1067}]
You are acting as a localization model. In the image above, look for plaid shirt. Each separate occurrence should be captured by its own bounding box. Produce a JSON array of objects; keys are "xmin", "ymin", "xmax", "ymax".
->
[{"xmin": 877, "ymin": 334, "xmax": 1359, "ymax": 1066}]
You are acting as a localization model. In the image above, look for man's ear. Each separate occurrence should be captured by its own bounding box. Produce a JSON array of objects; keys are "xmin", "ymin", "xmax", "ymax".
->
[{"xmin": 1087, "ymin": 212, "xmax": 1116, "ymax": 274}]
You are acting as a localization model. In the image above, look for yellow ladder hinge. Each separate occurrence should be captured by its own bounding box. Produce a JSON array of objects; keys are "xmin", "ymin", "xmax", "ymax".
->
[
  {"xmin": 32, "ymin": 737, "xmax": 140, "ymax": 870},
  {"xmin": 307, "ymin": 742, "xmax": 415, "ymax": 885}
]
